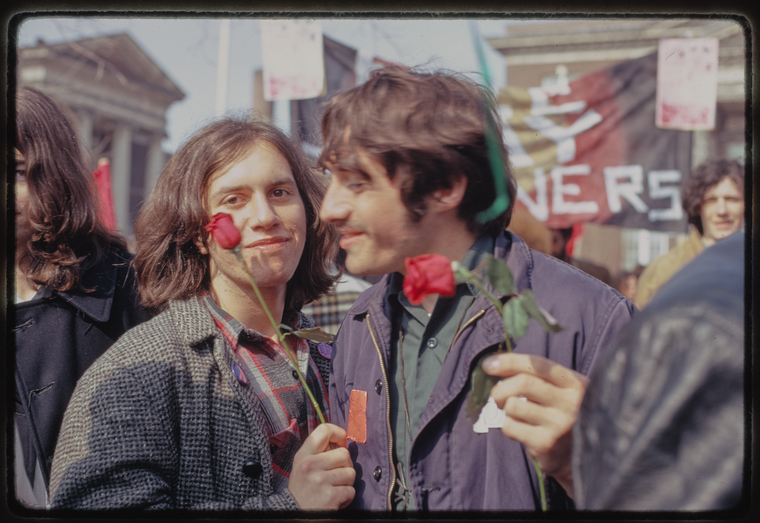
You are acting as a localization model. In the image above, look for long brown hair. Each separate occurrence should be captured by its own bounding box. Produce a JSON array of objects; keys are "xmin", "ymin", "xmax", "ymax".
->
[
  {"xmin": 134, "ymin": 115, "xmax": 339, "ymax": 313},
  {"xmin": 15, "ymin": 85, "xmax": 126, "ymax": 292},
  {"xmin": 318, "ymin": 65, "xmax": 517, "ymax": 237}
]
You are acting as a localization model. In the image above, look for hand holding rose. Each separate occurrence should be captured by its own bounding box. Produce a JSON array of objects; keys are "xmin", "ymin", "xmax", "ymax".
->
[
  {"xmin": 289, "ymin": 423, "xmax": 356, "ymax": 510},
  {"xmin": 483, "ymin": 352, "xmax": 588, "ymax": 499}
]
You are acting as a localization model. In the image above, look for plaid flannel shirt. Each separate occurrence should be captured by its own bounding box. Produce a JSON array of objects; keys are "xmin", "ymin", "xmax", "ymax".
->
[
  {"xmin": 301, "ymin": 291, "xmax": 364, "ymax": 335},
  {"xmin": 203, "ymin": 295, "xmax": 328, "ymax": 492}
]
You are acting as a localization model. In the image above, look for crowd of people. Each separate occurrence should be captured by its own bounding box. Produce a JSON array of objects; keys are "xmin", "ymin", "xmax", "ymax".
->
[{"xmin": 12, "ymin": 66, "xmax": 746, "ymax": 514}]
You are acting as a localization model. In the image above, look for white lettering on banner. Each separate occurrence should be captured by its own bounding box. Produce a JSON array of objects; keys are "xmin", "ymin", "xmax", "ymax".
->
[
  {"xmin": 516, "ymin": 168, "xmax": 549, "ymax": 221},
  {"xmin": 551, "ymin": 165, "xmax": 599, "ymax": 215},
  {"xmin": 527, "ymin": 87, "xmax": 587, "ymax": 116},
  {"xmin": 604, "ymin": 165, "xmax": 649, "ymax": 213},
  {"xmin": 500, "ymin": 105, "xmax": 535, "ymax": 168},
  {"xmin": 648, "ymin": 170, "xmax": 683, "ymax": 221},
  {"xmin": 524, "ymin": 110, "xmax": 603, "ymax": 164}
]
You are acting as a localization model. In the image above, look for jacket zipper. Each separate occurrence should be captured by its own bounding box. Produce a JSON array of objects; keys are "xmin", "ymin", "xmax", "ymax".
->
[
  {"xmin": 446, "ymin": 310, "xmax": 486, "ymax": 358},
  {"xmin": 366, "ymin": 313, "xmax": 396, "ymax": 510}
]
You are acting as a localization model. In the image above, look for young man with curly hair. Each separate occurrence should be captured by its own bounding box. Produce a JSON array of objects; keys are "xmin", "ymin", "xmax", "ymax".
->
[{"xmin": 635, "ymin": 159, "xmax": 744, "ymax": 309}]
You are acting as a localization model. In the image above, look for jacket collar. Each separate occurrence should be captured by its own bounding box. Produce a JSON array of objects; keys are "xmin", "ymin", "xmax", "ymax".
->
[
  {"xmin": 346, "ymin": 230, "xmax": 533, "ymax": 316},
  {"xmin": 170, "ymin": 296, "xmax": 218, "ymax": 348},
  {"xmin": 46, "ymin": 260, "xmax": 120, "ymax": 323}
]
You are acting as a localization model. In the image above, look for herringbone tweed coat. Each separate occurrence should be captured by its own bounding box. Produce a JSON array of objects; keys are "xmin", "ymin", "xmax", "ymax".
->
[{"xmin": 49, "ymin": 296, "xmax": 330, "ymax": 510}]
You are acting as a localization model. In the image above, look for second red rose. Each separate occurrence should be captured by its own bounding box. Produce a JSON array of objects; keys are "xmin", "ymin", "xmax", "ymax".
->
[{"xmin": 403, "ymin": 253, "xmax": 456, "ymax": 305}]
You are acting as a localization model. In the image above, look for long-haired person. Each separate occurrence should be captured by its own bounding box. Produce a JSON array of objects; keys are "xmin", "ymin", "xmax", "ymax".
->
[
  {"xmin": 50, "ymin": 116, "xmax": 355, "ymax": 510},
  {"xmin": 13, "ymin": 86, "xmax": 151, "ymax": 508}
]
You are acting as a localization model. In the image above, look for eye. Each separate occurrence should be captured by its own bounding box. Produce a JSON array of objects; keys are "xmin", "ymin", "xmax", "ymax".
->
[
  {"xmin": 222, "ymin": 194, "xmax": 244, "ymax": 207},
  {"xmin": 342, "ymin": 172, "xmax": 369, "ymax": 192},
  {"xmin": 16, "ymin": 170, "xmax": 26, "ymax": 182},
  {"xmin": 271, "ymin": 187, "xmax": 294, "ymax": 199}
]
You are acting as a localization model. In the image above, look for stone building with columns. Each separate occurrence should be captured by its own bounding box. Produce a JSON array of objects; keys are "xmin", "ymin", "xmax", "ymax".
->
[{"xmin": 18, "ymin": 33, "xmax": 185, "ymax": 236}]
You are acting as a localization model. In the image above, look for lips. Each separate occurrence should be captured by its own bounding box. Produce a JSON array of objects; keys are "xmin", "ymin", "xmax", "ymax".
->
[
  {"xmin": 339, "ymin": 230, "xmax": 363, "ymax": 249},
  {"xmin": 245, "ymin": 236, "xmax": 290, "ymax": 249}
]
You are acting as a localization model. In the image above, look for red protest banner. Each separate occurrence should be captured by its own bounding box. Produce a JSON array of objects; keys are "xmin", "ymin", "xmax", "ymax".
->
[{"xmin": 500, "ymin": 53, "xmax": 692, "ymax": 232}]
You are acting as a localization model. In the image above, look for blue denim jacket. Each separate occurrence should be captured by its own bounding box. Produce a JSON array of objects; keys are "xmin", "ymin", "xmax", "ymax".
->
[{"xmin": 329, "ymin": 231, "xmax": 636, "ymax": 511}]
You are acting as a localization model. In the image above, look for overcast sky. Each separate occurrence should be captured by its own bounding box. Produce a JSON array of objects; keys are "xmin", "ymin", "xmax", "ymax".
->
[{"xmin": 17, "ymin": 17, "xmax": 526, "ymax": 152}]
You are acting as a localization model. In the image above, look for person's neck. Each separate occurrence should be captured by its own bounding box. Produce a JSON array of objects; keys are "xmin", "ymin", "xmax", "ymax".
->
[
  {"xmin": 211, "ymin": 282, "xmax": 286, "ymax": 338},
  {"xmin": 412, "ymin": 216, "xmax": 480, "ymax": 314},
  {"xmin": 15, "ymin": 263, "xmax": 38, "ymax": 301},
  {"xmin": 701, "ymin": 237, "xmax": 715, "ymax": 248}
]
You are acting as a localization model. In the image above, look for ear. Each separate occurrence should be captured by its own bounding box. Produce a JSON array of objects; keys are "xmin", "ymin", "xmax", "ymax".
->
[
  {"xmin": 428, "ymin": 175, "xmax": 467, "ymax": 213},
  {"xmin": 194, "ymin": 234, "xmax": 209, "ymax": 255}
]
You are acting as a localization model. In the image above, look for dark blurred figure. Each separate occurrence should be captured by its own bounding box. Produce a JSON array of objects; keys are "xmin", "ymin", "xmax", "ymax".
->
[
  {"xmin": 550, "ymin": 226, "xmax": 613, "ymax": 286},
  {"xmin": 13, "ymin": 86, "xmax": 151, "ymax": 508},
  {"xmin": 573, "ymin": 231, "xmax": 744, "ymax": 510},
  {"xmin": 301, "ymin": 249, "xmax": 371, "ymax": 335},
  {"xmin": 615, "ymin": 265, "xmax": 644, "ymax": 303},
  {"xmin": 636, "ymin": 159, "xmax": 744, "ymax": 309}
]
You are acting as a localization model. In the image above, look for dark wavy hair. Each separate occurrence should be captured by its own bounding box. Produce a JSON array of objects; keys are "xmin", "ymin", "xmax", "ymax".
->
[
  {"xmin": 15, "ymin": 85, "xmax": 126, "ymax": 292},
  {"xmin": 317, "ymin": 65, "xmax": 517, "ymax": 237},
  {"xmin": 134, "ymin": 116, "xmax": 339, "ymax": 313},
  {"xmin": 682, "ymin": 159, "xmax": 744, "ymax": 235}
]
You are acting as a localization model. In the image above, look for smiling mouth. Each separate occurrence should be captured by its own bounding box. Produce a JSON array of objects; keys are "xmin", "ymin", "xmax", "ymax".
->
[
  {"xmin": 339, "ymin": 231, "xmax": 363, "ymax": 248},
  {"xmin": 246, "ymin": 237, "xmax": 289, "ymax": 249}
]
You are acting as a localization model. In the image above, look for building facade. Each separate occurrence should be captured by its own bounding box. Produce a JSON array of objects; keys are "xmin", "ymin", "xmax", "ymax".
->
[{"xmin": 18, "ymin": 33, "xmax": 185, "ymax": 236}]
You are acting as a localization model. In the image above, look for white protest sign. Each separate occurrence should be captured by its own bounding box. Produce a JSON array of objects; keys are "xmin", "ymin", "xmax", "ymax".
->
[
  {"xmin": 656, "ymin": 38, "xmax": 719, "ymax": 130},
  {"xmin": 261, "ymin": 20, "xmax": 325, "ymax": 101}
]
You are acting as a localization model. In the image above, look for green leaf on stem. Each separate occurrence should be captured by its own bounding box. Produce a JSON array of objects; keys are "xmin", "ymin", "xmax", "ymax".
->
[
  {"xmin": 502, "ymin": 295, "xmax": 530, "ymax": 341},
  {"xmin": 486, "ymin": 254, "xmax": 516, "ymax": 296},
  {"xmin": 518, "ymin": 290, "xmax": 562, "ymax": 333},
  {"xmin": 466, "ymin": 353, "xmax": 502, "ymax": 422},
  {"xmin": 283, "ymin": 326, "xmax": 335, "ymax": 343}
]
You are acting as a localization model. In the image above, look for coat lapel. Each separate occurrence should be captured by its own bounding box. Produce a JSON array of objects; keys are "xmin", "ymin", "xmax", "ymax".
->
[{"xmin": 171, "ymin": 297, "xmax": 275, "ymax": 489}]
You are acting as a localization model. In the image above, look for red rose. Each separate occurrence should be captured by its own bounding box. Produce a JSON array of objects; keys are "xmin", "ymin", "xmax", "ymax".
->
[
  {"xmin": 403, "ymin": 254, "xmax": 456, "ymax": 305},
  {"xmin": 205, "ymin": 213, "xmax": 241, "ymax": 249}
]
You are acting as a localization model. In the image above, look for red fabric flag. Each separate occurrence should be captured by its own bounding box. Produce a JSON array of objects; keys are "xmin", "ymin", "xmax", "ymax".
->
[{"xmin": 92, "ymin": 158, "xmax": 116, "ymax": 231}]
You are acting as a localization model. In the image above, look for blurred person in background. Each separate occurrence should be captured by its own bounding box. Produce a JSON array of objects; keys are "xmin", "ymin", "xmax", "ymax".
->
[
  {"xmin": 49, "ymin": 116, "xmax": 355, "ymax": 510},
  {"xmin": 13, "ymin": 85, "xmax": 151, "ymax": 508},
  {"xmin": 615, "ymin": 266, "xmax": 644, "ymax": 303},
  {"xmin": 635, "ymin": 159, "xmax": 744, "ymax": 309},
  {"xmin": 301, "ymin": 249, "xmax": 372, "ymax": 335},
  {"xmin": 549, "ymin": 226, "xmax": 613, "ymax": 287},
  {"xmin": 573, "ymin": 231, "xmax": 744, "ymax": 510}
]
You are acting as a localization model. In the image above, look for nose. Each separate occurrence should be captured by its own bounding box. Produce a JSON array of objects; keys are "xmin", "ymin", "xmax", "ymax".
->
[
  {"xmin": 319, "ymin": 177, "xmax": 350, "ymax": 224},
  {"xmin": 250, "ymin": 194, "xmax": 280, "ymax": 229},
  {"xmin": 716, "ymin": 198, "xmax": 728, "ymax": 214}
]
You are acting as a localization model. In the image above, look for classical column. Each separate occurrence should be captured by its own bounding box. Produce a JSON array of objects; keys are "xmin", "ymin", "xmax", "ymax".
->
[
  {"xmin": 145, "ymin": 134, "xmax": 165, "ymax": 196},
  {"xmin": 111, "ymin": 123, "xmax": 132, "ymax": 235},
  {"xmin": 76, "ymin": 110, "xmax": 93, "ymax": 150}
]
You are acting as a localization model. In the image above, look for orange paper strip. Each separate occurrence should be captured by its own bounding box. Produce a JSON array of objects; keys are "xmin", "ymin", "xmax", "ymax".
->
[{"xmin": 347, "ymin": 389, "xmax": 368, "ymax": 443}]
